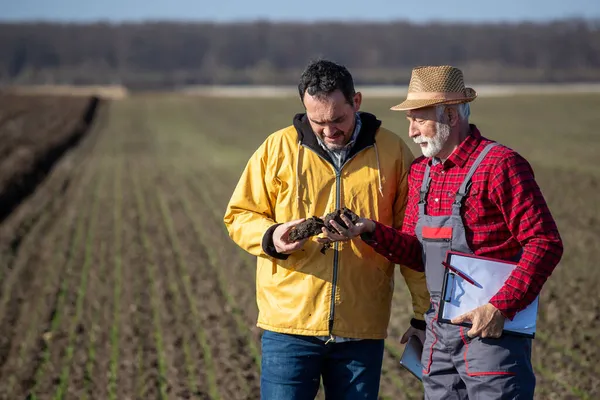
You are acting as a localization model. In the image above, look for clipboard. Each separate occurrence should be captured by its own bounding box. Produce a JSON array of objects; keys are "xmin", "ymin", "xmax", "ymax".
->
[
  {"xmin": 399, "ymin": 335, "xmax": 424, "ymax": 381},
  {"xmin": 438, "ymin": 250, "xmax": 538, "ymax": 338}
]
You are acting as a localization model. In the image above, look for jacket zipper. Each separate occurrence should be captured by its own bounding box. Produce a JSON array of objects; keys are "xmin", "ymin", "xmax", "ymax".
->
[
  {"xmin": 300, "ymin": 143, "xmax": 375, "ymax": 341},
  {"xmin": 326, "ymin": 145, "xmax": 374, "ymax": 342}
]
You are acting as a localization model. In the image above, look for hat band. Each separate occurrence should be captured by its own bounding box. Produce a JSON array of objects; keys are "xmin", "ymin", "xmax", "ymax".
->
[{"xmin": 406, "ymin": 91, "xmax": 467, "ymax": 100}]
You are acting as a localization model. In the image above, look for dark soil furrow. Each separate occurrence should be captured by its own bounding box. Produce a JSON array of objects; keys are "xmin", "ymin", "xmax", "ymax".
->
[
  {"xmin": 0, "ymin": 96, "xmax": 100, "ymax": 223},
  {"xmin": 0, "ymin": 100, "xmax": 106, "ymax": 285}
]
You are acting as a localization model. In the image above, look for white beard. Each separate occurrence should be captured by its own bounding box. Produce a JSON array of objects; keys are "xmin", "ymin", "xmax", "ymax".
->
[{"xmin": 413, "ymin": 122, "xmax": 451, "ymax": 158}]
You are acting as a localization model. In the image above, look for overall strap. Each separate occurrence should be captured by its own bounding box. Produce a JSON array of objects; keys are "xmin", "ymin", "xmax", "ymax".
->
[
  {"xmin": 418, "ymin": 163, "xmax": 432, "ymax": 215},
  {"xmin": 452, "ymin": 142, "xmax": 499, "ymax": 215}
]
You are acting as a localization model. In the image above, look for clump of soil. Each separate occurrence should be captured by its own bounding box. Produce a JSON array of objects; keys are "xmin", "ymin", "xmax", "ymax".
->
[
  {"xmin": 323, "ymin": 207, "xmax": 359, "ymax": 231},
  {"xmin": 288, "ymin": 216, "xmax": 325, "ymax": 242},
  {"xmin": 288, "ymin": 207, "xmax": 359, "ymax": 253}
]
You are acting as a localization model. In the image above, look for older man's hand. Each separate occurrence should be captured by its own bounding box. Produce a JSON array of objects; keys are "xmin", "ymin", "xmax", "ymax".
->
[
  {"xmin": 451, "ymin": 303, "xmax": 506, "ymax": 338},
  {"xmin": 316, "ymin": 215, "xmax": 375, "ymax": 244},
  {"xmin": 401, "ymin": 326, "xmax": 425, "ymax": 345}
]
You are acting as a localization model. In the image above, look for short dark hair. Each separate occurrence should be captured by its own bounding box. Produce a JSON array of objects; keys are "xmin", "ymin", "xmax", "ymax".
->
[{"xmin": 298, "ymin": 59, "xmax": 356, "ymax": 105}]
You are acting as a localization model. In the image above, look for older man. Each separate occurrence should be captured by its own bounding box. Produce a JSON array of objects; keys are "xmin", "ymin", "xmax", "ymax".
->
[{"xmin": 322, "ymin": 65, "xmax": 563, "ymax": 399}]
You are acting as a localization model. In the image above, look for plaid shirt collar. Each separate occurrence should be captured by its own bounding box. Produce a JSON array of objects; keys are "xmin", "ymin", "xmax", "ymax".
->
[{"xmin": 431, "ymin": 124, "xmax": 482, "ymax": 167}]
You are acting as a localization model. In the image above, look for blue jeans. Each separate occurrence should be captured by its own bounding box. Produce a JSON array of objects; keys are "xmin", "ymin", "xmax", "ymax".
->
[{"xmin": 260, "ymin": 330, "xmax": 385, "ymax": 400}]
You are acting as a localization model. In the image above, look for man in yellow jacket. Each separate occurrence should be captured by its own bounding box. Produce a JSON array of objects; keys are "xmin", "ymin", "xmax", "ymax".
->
[{"xmin": 224, "ymin": 59, "xmax": 429, "ymax": 399}]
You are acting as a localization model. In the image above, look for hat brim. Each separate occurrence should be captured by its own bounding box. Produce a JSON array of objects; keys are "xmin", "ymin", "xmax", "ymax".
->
[{"xmin": 390, "ymin": 88, "xmax": 477, "ymax": 111}]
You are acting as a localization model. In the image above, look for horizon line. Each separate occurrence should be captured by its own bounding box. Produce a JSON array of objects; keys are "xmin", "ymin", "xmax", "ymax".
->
[{"xmin": 1, "ymin": 15, "xmax": 599, "ymax": 25}]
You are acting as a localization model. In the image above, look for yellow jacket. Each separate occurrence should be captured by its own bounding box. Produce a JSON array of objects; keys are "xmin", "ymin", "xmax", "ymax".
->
[{"xmin": 224, "ymin": 112, "xmax": 429, "ymax": 339}]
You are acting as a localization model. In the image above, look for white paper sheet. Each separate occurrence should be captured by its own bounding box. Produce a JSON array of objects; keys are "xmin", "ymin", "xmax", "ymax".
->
[{"xmin": 440, "ymin": 252, "xmax": 538, "ymax": 336}]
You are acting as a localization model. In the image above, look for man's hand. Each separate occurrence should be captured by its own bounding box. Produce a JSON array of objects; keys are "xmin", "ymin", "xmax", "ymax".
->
[
  {"xmin": 273, "ymin": 219, "xmax": 309, "ymax": 254},
  {"xmin": 451, "ymin": 303, "xmax": 506, "ymax": 338},
  {"xmin": 316, "ymin": 215, "xmax": 375, "ymax": 244},
  {"xmin": 401, "ymin": 326, "xmax": 425, "ymax": 345}
]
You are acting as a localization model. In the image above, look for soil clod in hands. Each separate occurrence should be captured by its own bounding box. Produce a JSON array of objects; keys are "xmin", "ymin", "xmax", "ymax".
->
[
  {"xmin": 323, "ymin": 207, "xmax": 359, "ymax": 231},
  {"xmin": 287, "ymin": 207, "xmax": 360, "ymax": 253},
  {"xmin": 288, "ymin": 216, "xmax": 325, "ymax": 242}
]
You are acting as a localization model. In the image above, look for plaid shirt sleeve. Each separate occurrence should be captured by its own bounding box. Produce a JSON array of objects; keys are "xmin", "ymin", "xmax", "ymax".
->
[
  {"xmin": 361, "ymin": 222, "xmax": 424, "ymax": 271},
  {"xmin": 488, "ymin": 153, "xmax": 563, "ymax": 319}
]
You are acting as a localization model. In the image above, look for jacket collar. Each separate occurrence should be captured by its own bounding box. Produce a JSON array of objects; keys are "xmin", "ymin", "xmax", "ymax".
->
[{"xmin": 292, "ymin": 112, "xmax": 382, "ymax": 166}]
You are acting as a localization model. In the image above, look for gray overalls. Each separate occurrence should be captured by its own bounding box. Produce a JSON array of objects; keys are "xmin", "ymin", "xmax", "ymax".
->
[{"xmin": 416, "ymin": 143, "xmax": 535, "ymax": 399}]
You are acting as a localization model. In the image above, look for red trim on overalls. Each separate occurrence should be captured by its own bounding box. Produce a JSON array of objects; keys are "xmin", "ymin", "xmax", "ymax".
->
[
  {"xmin": 422, "ymin": 314, "xmax": 439, "ymax": 375},
  {"xmin": 422, "ymin": 226, "xmax": 453, "ymax": 239},
  {"xmin": 459, "ymin": 327, "xmax": 516, "ymax": 377}
]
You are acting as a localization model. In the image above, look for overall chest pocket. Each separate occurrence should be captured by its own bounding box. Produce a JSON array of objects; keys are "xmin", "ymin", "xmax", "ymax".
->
[{"xmin": 421, "ymin": 226, "xmax": 453, "ymax": 294}]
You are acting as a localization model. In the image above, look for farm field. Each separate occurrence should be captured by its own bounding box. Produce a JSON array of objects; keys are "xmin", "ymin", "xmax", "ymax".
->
[
  {"xmin": 0, "ymin": 94, "xmax": 98, "ymax": 222},
  {"xmin": 0, "ymin": 92, "xmax": 598, "ymax": 399}
]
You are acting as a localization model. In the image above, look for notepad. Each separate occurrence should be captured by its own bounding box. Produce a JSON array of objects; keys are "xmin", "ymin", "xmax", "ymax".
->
[{"xmin": 438, "ymin": 251, "xmax": 538, "ymax": 338}]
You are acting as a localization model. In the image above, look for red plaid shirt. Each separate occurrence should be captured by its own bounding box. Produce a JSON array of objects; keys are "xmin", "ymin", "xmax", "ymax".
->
[{"xmin": 363, "ymin": 125, "xmax": 563, "ymax": 319}]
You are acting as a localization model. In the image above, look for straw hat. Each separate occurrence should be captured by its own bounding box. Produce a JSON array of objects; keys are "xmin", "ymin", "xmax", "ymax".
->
[{"xmin": 391, "ymin": 65, "xmax": 477, "ymax": 111}]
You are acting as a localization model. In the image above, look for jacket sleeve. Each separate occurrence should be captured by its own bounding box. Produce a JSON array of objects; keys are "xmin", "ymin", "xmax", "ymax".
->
[
  {"xmin": 394, "ymin": 141, "xmax": 430, "ymax": 321},
  {"xmin": 223, "ymin": 138, "xmax": 281, "ymax": 257}
]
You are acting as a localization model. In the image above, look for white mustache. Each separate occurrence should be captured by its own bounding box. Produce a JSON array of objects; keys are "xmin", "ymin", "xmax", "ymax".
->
[{"xmin": 413, "ymin": 137, "xmax": 428, "ymax": 144}]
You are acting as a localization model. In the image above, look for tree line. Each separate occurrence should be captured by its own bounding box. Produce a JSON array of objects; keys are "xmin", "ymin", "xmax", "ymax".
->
[{"xmin": 1, "ymin": 19, "xmax": 599, "ymax": 88}]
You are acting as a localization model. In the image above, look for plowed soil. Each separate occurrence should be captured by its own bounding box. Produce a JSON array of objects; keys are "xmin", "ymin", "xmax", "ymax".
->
[{"xmin": 0, "ymin": 93, "xmax": 597, "ymax": 400}]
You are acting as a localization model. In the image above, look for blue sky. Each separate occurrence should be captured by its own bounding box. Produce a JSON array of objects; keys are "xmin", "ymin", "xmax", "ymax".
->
[{"xmin": 1, "ymin": 0, "xmax": 599, "ymax": 22}]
